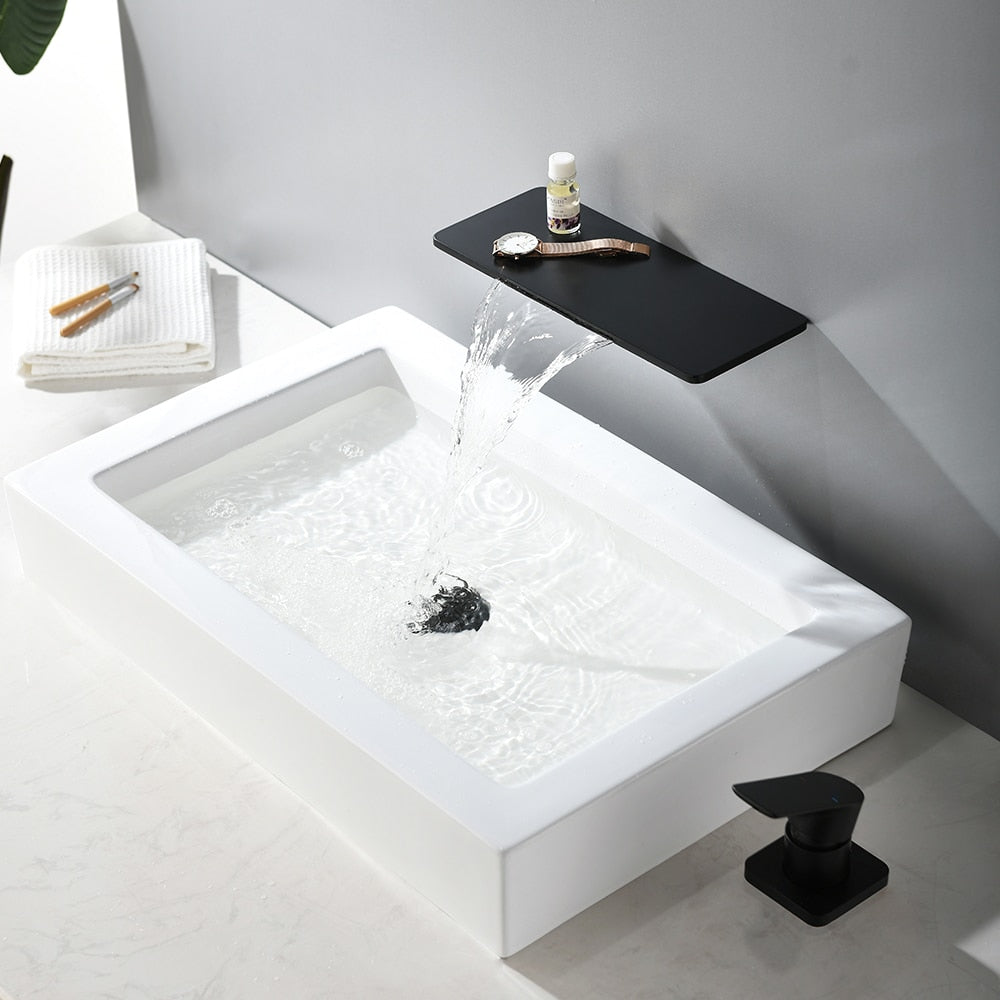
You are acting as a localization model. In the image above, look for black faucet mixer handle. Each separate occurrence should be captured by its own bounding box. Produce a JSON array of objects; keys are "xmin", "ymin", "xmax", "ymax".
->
[
  {"xmin": 732, "ymin": 770, "xmax": 888, "ymax": 926},
  {"xmin": 732, "ymin": 770, "xmax": 864, "ymax": 851}
]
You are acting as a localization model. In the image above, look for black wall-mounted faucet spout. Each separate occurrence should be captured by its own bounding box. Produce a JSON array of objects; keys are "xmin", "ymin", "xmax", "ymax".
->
[
  {"xmin": 434, "ymin": 189, "xmax": 809, "ymax": 383},
  {"xmin": 733, "ymin": 770, "xmax": 888, "ymax": 926}
]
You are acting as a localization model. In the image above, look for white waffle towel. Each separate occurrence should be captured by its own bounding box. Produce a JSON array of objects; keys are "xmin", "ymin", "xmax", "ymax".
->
[{"xmin": 14, "ymin": 238, "xmax": 215, "ymax": 383}]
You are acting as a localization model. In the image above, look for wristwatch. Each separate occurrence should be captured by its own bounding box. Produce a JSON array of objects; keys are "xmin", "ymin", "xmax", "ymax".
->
[{"xmin": 492, "ymin": 232, "xmax": 651, "ymax": 260}]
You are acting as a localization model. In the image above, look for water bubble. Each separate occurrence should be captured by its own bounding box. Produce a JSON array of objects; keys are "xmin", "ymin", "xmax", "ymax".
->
[{"xmin": 206, "ymin": 497, "xmax": 238, "ymax": 519}]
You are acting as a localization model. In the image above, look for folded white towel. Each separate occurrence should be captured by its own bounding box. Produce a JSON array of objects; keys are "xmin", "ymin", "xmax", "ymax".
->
[{"xmin": 14, "ymin": 238, "xmax": 215, "ymax": 383}]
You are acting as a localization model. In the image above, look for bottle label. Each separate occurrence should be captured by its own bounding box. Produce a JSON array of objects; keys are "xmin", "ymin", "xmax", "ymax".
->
[{"xmin": 547, "ymin": 193, "xmax": 580, "ymax": 231}]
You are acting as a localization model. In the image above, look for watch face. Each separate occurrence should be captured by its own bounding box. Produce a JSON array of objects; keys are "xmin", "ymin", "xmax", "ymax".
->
[{"xmin": 495, "ymin": 232, "xmax": 539, "ymax": 257}]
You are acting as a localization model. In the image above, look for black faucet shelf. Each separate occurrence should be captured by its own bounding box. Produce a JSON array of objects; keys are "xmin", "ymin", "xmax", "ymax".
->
[{"xmin": 433, "ymin": 188, "xmax": 809, "ymax": 383}]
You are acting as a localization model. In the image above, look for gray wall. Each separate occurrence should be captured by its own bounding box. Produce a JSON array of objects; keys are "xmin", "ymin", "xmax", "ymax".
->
[{"xmin": 119, "ymin": 0, "xmax": 1000, "ymax": 738}]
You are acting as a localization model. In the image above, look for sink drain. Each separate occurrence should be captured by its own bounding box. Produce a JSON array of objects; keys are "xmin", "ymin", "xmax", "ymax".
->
[{"xmin": 407, "ymin": 575, "xmax": 490, "ymax": 634}]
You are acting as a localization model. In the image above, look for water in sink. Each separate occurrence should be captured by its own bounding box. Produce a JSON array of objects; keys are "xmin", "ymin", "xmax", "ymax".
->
[{"xmin": 127, "ymin": 383, "xmax": 784, "ymax": 784}]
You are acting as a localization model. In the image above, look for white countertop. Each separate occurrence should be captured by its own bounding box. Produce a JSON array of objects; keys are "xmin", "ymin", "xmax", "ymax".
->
[{"xmin": 1, "ymin": 214, "xmax": 998, "ymax": 1000}]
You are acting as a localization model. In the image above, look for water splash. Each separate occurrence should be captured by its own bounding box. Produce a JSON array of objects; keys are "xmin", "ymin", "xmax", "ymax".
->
[{"xmin": 408, "ymin": 282, "xmax": 609, "ymax": 632}]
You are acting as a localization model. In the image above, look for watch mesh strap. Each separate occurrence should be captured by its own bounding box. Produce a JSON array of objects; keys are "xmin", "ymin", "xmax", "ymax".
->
[{"xmin": 538, "ymin": 238, "xmax": 651, "ymax": 258}]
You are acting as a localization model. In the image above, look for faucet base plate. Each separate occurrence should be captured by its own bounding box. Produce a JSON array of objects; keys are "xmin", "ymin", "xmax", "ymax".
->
[{"xmin": 743, "ymin": 837, "xmax": 889, "ymax": 926}]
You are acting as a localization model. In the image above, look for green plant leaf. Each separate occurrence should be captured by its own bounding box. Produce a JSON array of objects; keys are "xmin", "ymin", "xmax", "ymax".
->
[{"xmin": 0, "ymin": 0, "xmax": 68, "ymax": 75}]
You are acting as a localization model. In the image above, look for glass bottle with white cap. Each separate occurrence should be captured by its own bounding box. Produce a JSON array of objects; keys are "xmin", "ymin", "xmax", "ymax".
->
[{"xmin": 546, "ymin": 152, "xmax": 581, "ymax": 235}]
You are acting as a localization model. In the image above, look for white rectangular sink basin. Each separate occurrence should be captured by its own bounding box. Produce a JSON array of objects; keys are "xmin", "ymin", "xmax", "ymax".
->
[{"xmin": 4, "ymin": 306, "xmax": 909, "ymax": 956}]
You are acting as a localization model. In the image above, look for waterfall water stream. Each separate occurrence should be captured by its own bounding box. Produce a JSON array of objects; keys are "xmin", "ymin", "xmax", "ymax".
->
[{"xmin": 408, "ymin": 282, "xmax": 609, "ymax": 633}]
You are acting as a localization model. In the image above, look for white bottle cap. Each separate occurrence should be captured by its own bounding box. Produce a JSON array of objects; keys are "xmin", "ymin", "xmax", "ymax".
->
[{"xmin": 548, "ymin": 151, "xmax": 576, "ymax": 180}]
